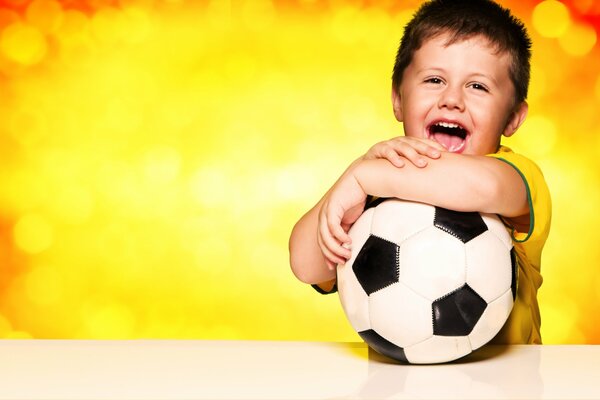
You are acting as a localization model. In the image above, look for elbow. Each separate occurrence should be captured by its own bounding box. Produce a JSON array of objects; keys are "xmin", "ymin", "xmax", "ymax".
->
[
  {"xmin": 289, "ymin": 237, "xmax": 331, "ymax": 285},
  {"xmin": 289, "ymin": 257, "xmax": 312, "ymax": 284},
  {"xmin": 292, "ymin": 270, "xmax": 310, "ymax": 284},
  {"xmin": 288, "ymin": 231, "xmax": 315, "ymax": 285}
]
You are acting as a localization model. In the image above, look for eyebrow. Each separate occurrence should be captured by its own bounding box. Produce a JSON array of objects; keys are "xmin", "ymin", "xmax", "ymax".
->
[{"xmin": 469, "ymin": 72, "xmax": 498, "ymax": 86}]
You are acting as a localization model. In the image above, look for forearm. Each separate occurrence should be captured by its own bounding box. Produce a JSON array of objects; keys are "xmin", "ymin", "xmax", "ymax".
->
[
  {"xmin": 289, "ymin": 196, "xmax": 336, "ymax": 284},
  {"xmin": 352, "ymin": 153, "xmax": 527, "ymax": 216},
  {"xmin": 288, "ymin": 156, "xmax": 364, "ymax": 285}
]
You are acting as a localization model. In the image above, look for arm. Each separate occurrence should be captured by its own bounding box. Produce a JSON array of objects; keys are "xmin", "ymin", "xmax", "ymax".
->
[
  {"xmin": 289, "ymin": 157, "xmax": 365, "ymax": 286},
  {"xmin": 289, "ymin": 195, "xmax": 337, "ymax": 286},
  {"xmin": 289, "ymin": 137, "xmax": 445, "ymax": 286},
  {"xmin": 354, "ymin": 154, "xmax": 528, "ymax": 216},
  {"xmin": 318, "ymin": 154, "xmax": 529, "ymax": 276}
]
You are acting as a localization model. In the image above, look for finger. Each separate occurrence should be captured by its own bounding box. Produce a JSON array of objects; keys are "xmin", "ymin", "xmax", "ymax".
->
[
  {"xmin": 318, "ymin": 232, "xmax": 348, "ymax": 266},
  {"xmin": 327, "ymin": 215, "xmax": 352, "ymax": 250},
  {"xmin": 424, "ymin": 142, "xmax": 444, "ymax": 157},
  {"xmin": 405, "ymin": 137, "xmax": 444, "ymax": 157},
  {"xmin": 418, "ymin": 137, "xmax": 446, "ymax": 153},
  {"xmin": 323, "ymin": 227, "xmax": 352, "ymax": 261},
  {"xmin": 325, "ymin": 259, "xmax": 340, "ymax": 271},
  {"xmin": 364, "ymin": 142, "xmax": 387, "ymax": 161},
  {"xmin": 394, "ymin": 142, "xmax": 428, "ymax": 167},
  {"xmin": 384, "ymin": 148, "xmax": 405, "ymax": 168},
  {"xmin": 317, "ymin": 229, "xmax": 346, "ymax": 265},
  {"xmin": 321, "ymin": 212, "xmax": 352, "ymax": 260}
]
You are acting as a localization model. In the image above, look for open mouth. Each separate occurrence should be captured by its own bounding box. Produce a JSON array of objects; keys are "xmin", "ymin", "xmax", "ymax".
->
[{"xmin": 428, "ymin": 121, "xmax": 468, "ymax": 153}]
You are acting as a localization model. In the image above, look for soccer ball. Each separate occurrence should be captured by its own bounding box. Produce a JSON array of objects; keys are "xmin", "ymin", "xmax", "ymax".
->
[{"xmin": 337, "ymin": 198, "xmax": 516, "ymax": 364}]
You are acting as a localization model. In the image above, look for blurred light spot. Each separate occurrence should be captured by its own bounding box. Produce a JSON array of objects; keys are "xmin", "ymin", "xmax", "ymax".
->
[
  {"xmin": 572, "ymin": 0, "xmax": 594, "ymax": 13},
  {"xmin": 518, "ymin": 115, "xmax": 558, "ymax": 157},
  {"xmin": 51, "ymin": 186, "xmax": 94, "ymax": 225},
  {"xmin": 25, "ymin": 0, "xmax": 63, "ymax": 34},
  {"xmin": 0, "ymin": 9, "xmax": 20, "ymax": 29},
  {"xmin": 528, "ymin": 65, "xmax": 547, "ymax": 102},
  {"xmin": 25, "ymin": 265, "xmax": 62, "ymax": 306},
  {"xmin": 179, "ymin": 216, "xmax": 231, "ymax": 261},
  {"xmin": 57, "ymin": 10, "xmax": 90, "ymax": 40},
  {"xmin": 361, "ymin": 8, "xmax": 393, "ymax": 44},
  {"xmin": 2, "ymin": 0, "xmax": 29, "ymax": 5},
  {"xmin": 8, "ymin": 109, "xmax": 47, "ymax": 146},
  {"xmin": 241, "ymin": 0, "xmax": 275, "ymax": 31},
  {"xmin": 103, "ymin": 98, "xmax": 143, "ymax": 134},
  {"xmin": 331, "ymin": 7, "xmax": 362, "ymax": 44},
  {"xmin": 205, "ymin": 0, "xmax": 232, "ymax": 28},
  {"xmin": 189, "ymin": 167, "xmax": 232, "ymax": 208},
  {"xmin": 13, "ymin": 214, "xmax": 54, "ymax": 254},
  {"xmin": 91, "ymin": 7, "xmax": 124, "ymax": 44},
  {"xmin": 59, "ymin": 38, "xmax": 94, "ymax": 68},
  {"xmin": 56, "ymin": 9, "xmax": 89, "ymax": 43},
  {"xmin": 595, "ymin": 75, "xmax": 600, "ymax": 102},
  {"xmin": 532, "ymin": 0, "xmax": 571, "ymax": 38},
  {"xmin": 393, "ymin": 9, "xmax": 416, "ymax": 30},
  {"xmin": 559, "ymin": 22, "xmax": 597, "ymax": 56},
  {"xmin": 84, "ymin": 303, "xmax": 136, "ymax": 338},
  {"xmin": 121, "ymin": 7, "xmax": 152, "ymax": 44},
  {"xmin": 159, "ymin": 95, "xmax": 198, "ymax": 130},
  {"xmin": 543, "ymin": 301, "xmax": 581, "ymax": 343},
  {"xmin": 193, "ymin": 235, "xmax": 234, "ymax": 271},
  {"xmin": 0, "ymin": 314, "xmax": 12, "ymax": 337},
  {"xmin": 275, "ymin": 164, "xmax": 314, "ymax": 201},
  {"xmin": 224, "ymin": 53, "xmax": 257, "ymax": 85},
  {"xmin": 0, "ymin": 53, "xmax": 24, "ymax": 77},
  {"xmin": 143, "ymin": 147, "xmax": 181, "ymax": 185},
  {"xmin": 0, "ymin": 22, "xmax": 47, "ymax": 66},
  {"xmin": 339, "ymin": 95, "xmax": 378, "ymax": 135},
  {"xmin": 95, "ymin": 224, "xmax": 139, "ymax": 271}
]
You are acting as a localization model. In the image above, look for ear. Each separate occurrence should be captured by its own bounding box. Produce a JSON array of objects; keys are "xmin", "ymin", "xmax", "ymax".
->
[
  {"xmin": 502, "ymin": 101, "xmax": 528, "ymax": 138},
  {"xmin": 391, "ymin": 86, "xmax": 403, "ymax": 122}
]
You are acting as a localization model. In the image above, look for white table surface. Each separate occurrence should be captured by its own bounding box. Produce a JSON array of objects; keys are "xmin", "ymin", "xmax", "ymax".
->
[{"xmin": 0, "ymin": 340, "xmax": 598, "ymax": 399}]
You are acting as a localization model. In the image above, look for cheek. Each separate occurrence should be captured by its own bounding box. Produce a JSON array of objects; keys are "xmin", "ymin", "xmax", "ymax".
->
[
  {"xmin": 471, "ymin": 100, "xmax": 505, "ymax": 129},
  {"xmin": 405, "ymin": 95, "xmax": 432, "ymax": 120}
]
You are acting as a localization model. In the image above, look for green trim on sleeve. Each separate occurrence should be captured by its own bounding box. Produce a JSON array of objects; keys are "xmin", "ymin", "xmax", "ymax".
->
[{"xmin": 493, "ymin": 157, "xmax": 534, "ymax": 243}]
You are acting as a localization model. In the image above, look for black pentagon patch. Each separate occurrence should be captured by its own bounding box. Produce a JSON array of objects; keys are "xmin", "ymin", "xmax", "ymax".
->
[
  {"xmin": 432, "ymin": 284, "xmax": 487, "ymax": 336},
  {"xmin": 433, "ymin": 207, "xmax": 488, "ymax": 243},
  {"xmin": 353, "ymin": 235, "xmax": 399, "ymax": 295},
  {"xmin": 358, "ymin": 329, "xmax": 408, "ymax": 363},
  {"xmin": 510, "ymin": 248, "xmax": 518, "ymax": 301}
]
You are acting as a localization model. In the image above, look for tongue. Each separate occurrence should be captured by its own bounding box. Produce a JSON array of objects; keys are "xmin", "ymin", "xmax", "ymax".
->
[{"xmin": 432, "ymin": 132, "xmax": 465, "ymax": 152}]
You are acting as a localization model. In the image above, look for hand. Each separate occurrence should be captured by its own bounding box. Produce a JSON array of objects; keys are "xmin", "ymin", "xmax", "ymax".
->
[
  {"xmin": 364, "ymin": 136, "xmax": 445, "ymax": 168},
  {"xmin": 317, "ymin": 172, "xmax": 367, "ymax": 270}
]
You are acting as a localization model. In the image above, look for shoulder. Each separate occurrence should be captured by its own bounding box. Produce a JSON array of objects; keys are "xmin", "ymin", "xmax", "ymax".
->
[
  {"xmin": 487, "ymin": 146, "xmax": 545, "ymax": 180},
  {"xmin": 486, "ymin": 146, "xmax": 552, "ymax": 244}
]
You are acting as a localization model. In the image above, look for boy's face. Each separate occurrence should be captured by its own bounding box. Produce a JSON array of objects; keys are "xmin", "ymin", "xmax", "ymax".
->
[{"xmin": 392, "ymin": 33, "xmax": 527, "ymax": 155}]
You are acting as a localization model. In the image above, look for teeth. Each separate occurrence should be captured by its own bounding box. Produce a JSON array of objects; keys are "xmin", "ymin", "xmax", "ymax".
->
[{"xmin": 436, "ymin": 121, "xmax": 461, "ymax": 129}]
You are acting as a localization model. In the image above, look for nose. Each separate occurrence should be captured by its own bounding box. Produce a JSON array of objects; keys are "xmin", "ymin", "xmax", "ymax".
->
[{"xmin": 437, "ymin": 85, "xmax": 465, "ymax": 111}]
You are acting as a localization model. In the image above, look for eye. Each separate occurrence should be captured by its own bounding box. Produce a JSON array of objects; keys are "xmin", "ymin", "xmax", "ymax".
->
[
  {"xmin": 469, "ymin": 82, "xmax": 489, "ymax": 92},
  {"xmin": 424, "ymin": 76, "xmax": 444, "ymax": 85}
]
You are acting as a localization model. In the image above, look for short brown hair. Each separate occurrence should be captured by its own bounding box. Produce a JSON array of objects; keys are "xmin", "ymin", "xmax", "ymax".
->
[{"xmin": 392, "ymin": 0, "xmax": 532, "ymax": 104}]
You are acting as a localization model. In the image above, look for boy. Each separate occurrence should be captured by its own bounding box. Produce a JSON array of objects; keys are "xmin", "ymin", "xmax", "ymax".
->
[{"xmin": 289, "ymin": 0, "xmax": 551, "ymax": 344}]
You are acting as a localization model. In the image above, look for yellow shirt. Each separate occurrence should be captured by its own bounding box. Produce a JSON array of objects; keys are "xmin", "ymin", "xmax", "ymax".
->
[{"xmin": 487, "ymin": 146, "xmax": 552, "ymax": 344}]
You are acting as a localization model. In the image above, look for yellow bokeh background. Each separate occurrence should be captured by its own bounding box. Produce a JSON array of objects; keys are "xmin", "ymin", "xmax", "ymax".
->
[{"xmin": 0, "ymin": 0, "xmax": 599, "ymax": 343}]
